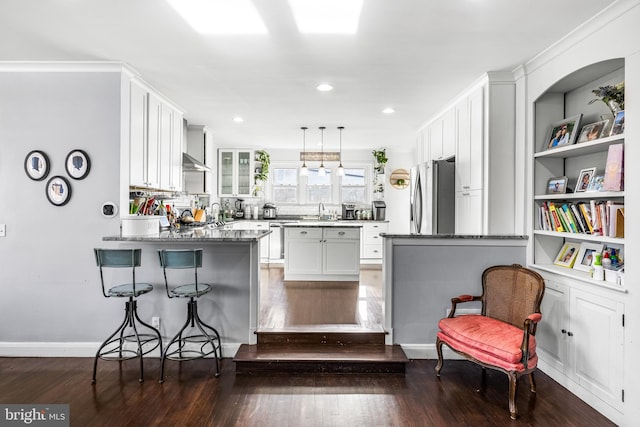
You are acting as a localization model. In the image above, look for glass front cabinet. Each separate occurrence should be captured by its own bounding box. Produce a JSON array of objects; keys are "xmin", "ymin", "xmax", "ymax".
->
[{"xmin": 218, "ymin": 149, "xmax": 253, "ymax": 197}]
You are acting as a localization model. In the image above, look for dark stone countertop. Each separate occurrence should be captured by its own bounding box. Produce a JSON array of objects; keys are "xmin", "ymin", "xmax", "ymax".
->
[{"xmin": 104, "ymin": 228, "xmax": 271, "ymax": 242}]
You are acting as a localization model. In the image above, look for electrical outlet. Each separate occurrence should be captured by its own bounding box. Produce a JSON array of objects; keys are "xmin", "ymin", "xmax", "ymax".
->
[
  {"xmin": 152, "ymin": 317, "xmax": 160, "ymax": 329},
  {"xmin": 0, "ymin": 224, "xmax": 5, "ymax": 237}
]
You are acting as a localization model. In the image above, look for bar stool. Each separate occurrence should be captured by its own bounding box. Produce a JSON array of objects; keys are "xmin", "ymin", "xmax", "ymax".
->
[
  {"xmin": 92, "ymin": 248, "xmax": 162, "ymax": 383},
  {"xmin": 158, "ymin": 248, "xmax": 221, "ymax": 383}
]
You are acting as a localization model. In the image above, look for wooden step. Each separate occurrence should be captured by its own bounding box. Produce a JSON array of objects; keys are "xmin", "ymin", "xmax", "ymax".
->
[
  {"xmin": 233, "ymin": 343, "xmax": 408, "ymax": 375},
  {"xmin": 234, "ymin": 327, "xmax": 408, "ymax": 375},
  {"xmin": 256, "ymin": 326, "xmax": 386, "ymax": 345}
]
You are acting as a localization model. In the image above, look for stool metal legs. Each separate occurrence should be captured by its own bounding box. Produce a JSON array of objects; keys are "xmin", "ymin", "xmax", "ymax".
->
[
  {"xmin": 159, "ymin": 298, "xmax": 222, "ymax": 383},
  {"xmin": 92, "ymin": 297, "xmax": 162, "ymax": 383}
]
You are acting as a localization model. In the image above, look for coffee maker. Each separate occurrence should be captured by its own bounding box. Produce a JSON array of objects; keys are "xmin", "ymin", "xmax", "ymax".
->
[
  {"xmin": 342, "ymin": 203, "xmax": 356, "ymax": 220},
  {"xmin": 235, "ymin": 199, "xmax": 245, "ymax": 218},
  {"xmin": 372, "ymin": 201, "xmax": 386, "ymax": 221}
]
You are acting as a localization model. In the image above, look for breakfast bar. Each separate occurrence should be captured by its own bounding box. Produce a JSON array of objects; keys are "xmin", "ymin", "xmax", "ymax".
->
[{"xmin": 103, "ymin": 227, "xmax": 271, "ymax": 351}]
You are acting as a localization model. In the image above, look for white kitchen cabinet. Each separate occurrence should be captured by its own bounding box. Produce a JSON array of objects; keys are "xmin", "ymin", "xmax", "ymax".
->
[
  {"xmin": 227, "ymin": 221, "xmax": 270, "ymax": 261},
  {"xmin": 442, "ymin": 108, "xmax": 456, "ymax": 159},
  {"xmin": 284, "ymin": 227, "xmax": 360, "ymax": 281},
  {"xmin": 361, "ymin": 222, "xmax": 388, "ymax": 261},
  {"xmin": 455, "ymin": 189, "xmax": 482, "ymax": 235},
  {"xmin": 537, "ymin": 279, "xmax": 624, "ymax": 411},
  {"xmin": 455, "ymin": 85, "xmax": 484, "ymax": 192},
  {"xmin": 129, "ymin": 80, "xmax": 183, "ymax": 191},
  {"xmin": 218, "ymin": 149, "xmax": 253, "ymax": 197},
  {"xmin": 323, "ymin": 228, "xmax": 361, "ymax": 275},
  {"xmin": 427, "ymin": 119, "xmax": 443, "ymax": 162}
]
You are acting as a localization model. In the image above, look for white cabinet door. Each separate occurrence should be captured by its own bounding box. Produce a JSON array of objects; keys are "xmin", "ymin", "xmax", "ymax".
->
[
  {"xmin": 442, "ymin": 108, "xmax": 456, "ymax": 159},
  {"xmin": 159, "ymin": 103, "xmax": 173, "ymax": 190},
  {"xmin": 218, "ymin": 149, "xmax": 254, "ymax": 197},
  {"xmin": 170, "ymin": 111, "xmax": 183, "ymax": 191},
  {"xmin": 455, "ymin": 189, "xmax": 482, "ymax": 234},
  {"xmin": 362, "ymin": 222, "xmax": 388, "ymax": 260},
  {"xmin": 129, "ymin": 81, "xmax": 148, "ymax": 187},
  {"xmin": 146, "ymin": 93, "xmax": 161, "ymax": 189},
  {"xmin": 455, "ymin": 86, "xmax": 484, "ymax": 192},
  {"xmin": 536, "ymin": 280, "xmax": 569, "ymax": 374},
  {"xmin": 428, "ymin": 119, "xmax": 443, "ymax": 162},
  {"xmin": 569, "ymin": 288, "xmax": 624, "ymax": 410},
  {"xmin": 285, "ymin": 228, "xmax": 323, "ymax": 276},
  {"xmin": 323, "ymin": 228, "xmax": 360, "ymax": 276}
]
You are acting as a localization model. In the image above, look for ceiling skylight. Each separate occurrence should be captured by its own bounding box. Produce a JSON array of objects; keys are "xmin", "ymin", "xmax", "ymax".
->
[
  {"xmin": 288, "ymin": 0, "xmax": 363, "ymax": 34},
  {"xmin": 167, "ymin": 0, "xmax": 268, "ymax": 34}
]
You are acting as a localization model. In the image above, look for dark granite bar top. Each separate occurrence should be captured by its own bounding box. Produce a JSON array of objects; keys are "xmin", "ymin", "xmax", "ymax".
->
[
  {"xmin": 104, "ymin": 228, "xmax": 271, "ymax": 243},
  {"xmin": 381, "ymin": 234, "xmax": 528, "ymax": 240}
]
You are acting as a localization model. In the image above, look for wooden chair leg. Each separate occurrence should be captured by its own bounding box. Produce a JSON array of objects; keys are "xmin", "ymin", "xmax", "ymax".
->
[
  {"xmin": 528, "ymin": 371, "xmax": 537, "ymax": 393},
  {"xmin": 435, "ymin": 338, "xmax": 444, "ymax": 376},
  {"xmin": 508, "ymin": 372, "xmax": 518, "ymax": 420}
]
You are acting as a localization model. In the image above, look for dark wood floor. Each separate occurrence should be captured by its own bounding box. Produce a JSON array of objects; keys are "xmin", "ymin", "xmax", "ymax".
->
[{"xmin": 0, "ymin": 356, "xmax": 614, "ymax": 426}]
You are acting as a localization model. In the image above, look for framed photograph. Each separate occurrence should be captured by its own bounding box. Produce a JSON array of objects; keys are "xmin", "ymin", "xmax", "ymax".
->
[
  {"xmin": 575, "ymin": 167, "xmax": 596, "ymax": 192},
  {"xmin": 609, "ymin": 110, "xmax": 625, "ymax": 136},
  {"xmin": 587, "ymin": 174, "xmax": 604, "ymax": 192},
  {"xmin": 546, "ymin": 176, "xmax": 568, "ymax": 194},
  {"xmin": 24, "ymin": 150, "xmax": 50, "ymax": 181},
  {"xmin": 573, "ymin": 242, "xmax": 604, "ymax": 272},
  {"xmin": 544, "ymin": 114, "xmax": 582, "ymax": 150},
  {"xmin": 45, "ymin": 176, "xmax": 72, "ymax": 206},
  {"xmin": 577, "ymin": 120, "xmax": 609, "ymax": 143},
  {"xmin": 553, "ymin": 242, "xmax": 580, "ymax": 268},
  {"xmin": 65, "ymin": 149, "xmax": 91, "ymax": 180}
]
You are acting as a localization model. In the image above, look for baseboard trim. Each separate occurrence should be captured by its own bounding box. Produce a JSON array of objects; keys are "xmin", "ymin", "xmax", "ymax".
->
[{"xmin": 0, "ymin": 342, "xmax": 241, "ymax": 359}]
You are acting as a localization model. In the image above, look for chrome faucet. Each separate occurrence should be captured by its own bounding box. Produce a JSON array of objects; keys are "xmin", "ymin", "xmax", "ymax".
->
[{"xmin": 318, "ymin": 202, "xmax": 325, "ymax": 219}]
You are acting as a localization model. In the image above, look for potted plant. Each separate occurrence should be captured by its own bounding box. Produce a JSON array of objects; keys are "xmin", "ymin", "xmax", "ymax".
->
[
  {"xmin": 372, "ymin": 149, "xmax": 388, "ymax": 174},
  {"xmin": 589, "ymin": 82, "xmax": 624, "ymax": 115},
  {"xmin": 254, "ymin": 150, "xmax": 270, "ymax": 182}
]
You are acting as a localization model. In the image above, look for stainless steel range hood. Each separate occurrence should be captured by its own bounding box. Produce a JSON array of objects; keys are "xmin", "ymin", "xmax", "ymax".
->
[{"xmin": 182, "ymin": 152, "xmax": 211, "ymax": 172}]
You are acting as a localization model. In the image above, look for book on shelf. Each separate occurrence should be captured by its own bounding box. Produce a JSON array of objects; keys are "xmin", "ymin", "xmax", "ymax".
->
[
  {"xmin": 603, "ymin": 143, "xmax": 624, "ymax": 192},
  {"xmin": 537, "ymin": 200, "xmax": 623, "ymax": 238}
]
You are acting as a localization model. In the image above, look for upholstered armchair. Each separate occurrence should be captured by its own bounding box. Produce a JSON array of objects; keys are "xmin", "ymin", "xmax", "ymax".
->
[{"xmin": 435, "ymin": 264, "xmax": 545, "ymax": 419}]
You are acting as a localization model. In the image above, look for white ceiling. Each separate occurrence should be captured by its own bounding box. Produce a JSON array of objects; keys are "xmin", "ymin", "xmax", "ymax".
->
[{"xmin": 1, "ymin": 0, "xmax": 615, "ymax": 151}]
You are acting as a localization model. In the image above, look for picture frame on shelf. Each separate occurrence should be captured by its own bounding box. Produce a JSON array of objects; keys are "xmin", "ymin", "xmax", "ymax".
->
[
  {"xmin": 544, "ymin": 114, "xmax": 582, "ymax": 151},
  {"xmin": 609, "ymin": 110, "xmax": 625, "ymax": 136},
  {"xmin": 24, "ymin": 150, "xmax": 50, "ymax": 181},
  {"xmin": 573, "ymin": 242, "xmax": 604, "ymax": 272},
  {"xmin": 553, "ymin": 242, "xmax": 580, "ymax": 268},
  {"xmin": 586, "ymin": 174, "xmax": 604, "ymax": 192},
  {"xmin": 546, "ymin": 176, "xmax": 568, "ymax": 194},
  {"xmin": 577, "ymin": 119, "xmax": 609, "ymax": 143},
  {"xmin": 65, "ymin": 149, "xmax": 91, "ymax": 180},
  {"xmin": 45, "ymin": 176, "xmax": 72, "ymax": 206},
  {"xmin": 575, "ymin": 167, "xmax": 596, "ymax": 192}
]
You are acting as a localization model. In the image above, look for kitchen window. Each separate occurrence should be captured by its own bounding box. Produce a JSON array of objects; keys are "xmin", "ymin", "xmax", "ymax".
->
[{"xmin": 270, "ymin": 163, "xmax": 371, "ymax": 205}]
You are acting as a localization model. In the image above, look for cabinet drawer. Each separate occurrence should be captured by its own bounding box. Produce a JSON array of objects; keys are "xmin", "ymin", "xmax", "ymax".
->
[
  {"xmin": 324, "ymin": 228, "xmax": 360, "ymax": 239},
  {"xmin": 286, "ymin": 227, "xmax": 323, "ymax": 239},
  {"xmin": 363, "ymin": 222, "xmax": 388, "ymax": 233},
  {"xmin": 363, "ymin": 232, "xmax": 383, "ymax": 246},
  {"xmin": 363, "ymin": 245, "xmax": 383, "ymax": 259}
]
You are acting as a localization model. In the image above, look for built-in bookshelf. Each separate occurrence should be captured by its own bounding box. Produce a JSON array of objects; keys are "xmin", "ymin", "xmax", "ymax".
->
[{"xmin": 531, "ymin": 62, "xmax": 625, "ymax": 290}]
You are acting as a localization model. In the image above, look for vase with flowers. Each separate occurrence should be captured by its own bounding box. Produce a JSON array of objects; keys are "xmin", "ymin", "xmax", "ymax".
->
[{"xmin": 588, "ymin": 82, "xmax": 624, "ymax": 116}]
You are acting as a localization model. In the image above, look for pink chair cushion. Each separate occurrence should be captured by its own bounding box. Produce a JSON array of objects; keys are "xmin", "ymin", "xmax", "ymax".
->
[{"xmin": 438, "ymin": 315, "xmax": 537, "ymax": 372}]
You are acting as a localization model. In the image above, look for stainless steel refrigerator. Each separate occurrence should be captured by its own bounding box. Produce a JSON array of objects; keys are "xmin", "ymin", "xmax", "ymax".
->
[{"xmin": 410, "ymin": 159, "xmax": 455, "ymax": 234}]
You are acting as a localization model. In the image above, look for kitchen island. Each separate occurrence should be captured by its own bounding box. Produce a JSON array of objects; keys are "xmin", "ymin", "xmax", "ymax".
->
[
  {"xmin": 381, "ymin": 234, "xmax": 528, "ymax": 356},
  {"xmin": 283, "ymin": 222, "xmax": 362, "ymax": 281},
  {"xmin": 103, "ymin": 227, "xmax": 270, "ymax": 351}
]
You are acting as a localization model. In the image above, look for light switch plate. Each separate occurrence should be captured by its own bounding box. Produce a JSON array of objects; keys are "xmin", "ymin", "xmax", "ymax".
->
[{"xmin": 0, "ymin": 224, "xmax": 5, "ymax": 237}]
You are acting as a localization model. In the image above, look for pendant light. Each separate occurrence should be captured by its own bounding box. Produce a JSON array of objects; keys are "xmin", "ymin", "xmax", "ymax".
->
[
  {"xmin": 318, "ymin": 126, "xmax": 326, "ymax": 176},
  {"xmin": 299, "ymin": 126, "xmax": 308, "ymax": 176},
  {"xmin": 337, "ymin": 126, "xmax": 345, "ymax": 176}
]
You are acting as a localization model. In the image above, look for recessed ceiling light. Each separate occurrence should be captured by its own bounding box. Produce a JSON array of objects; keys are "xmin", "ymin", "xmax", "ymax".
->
[
  {"xmin": 382, "ymin": 107, "xmax": 396, "ymax": 114},
  {"xmin": 167, "ymin": 0, "xmax": 268, "ymax": 34},
  {"xmin": 289, "ymin": 0, "xmax": 363, "ymax": 34},
  {"xmin": 233, "ymin": 116, "xmax": 244, "ymax": 123},
  {"xmin": 316, "ymin": 83, "xmax": 334, "ymax": 92}
]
